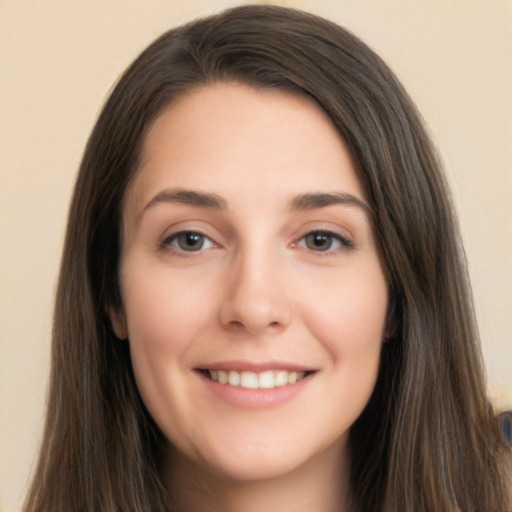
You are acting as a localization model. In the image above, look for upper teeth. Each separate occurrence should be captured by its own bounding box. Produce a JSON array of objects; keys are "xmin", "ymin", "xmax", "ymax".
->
[{"xmin": 207, "ymin": 369, "xmax": 307, "ymax": 389}]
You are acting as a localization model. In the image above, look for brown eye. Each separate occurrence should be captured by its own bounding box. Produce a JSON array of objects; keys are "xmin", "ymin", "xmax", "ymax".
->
[
  {"xmin": 165, "ymin": 231, "xmax": 214, "ymax": 252},
  {"xmin": 304, "ymin": 231, "xmax": 335, "ymax": 251},
  {"xmin": 301, "ymin": 231, "xmax": 352, "ymax": 252}
]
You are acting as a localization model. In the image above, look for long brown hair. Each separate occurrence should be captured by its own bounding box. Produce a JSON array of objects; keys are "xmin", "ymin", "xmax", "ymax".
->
[{"xmin": 24, "ymin": 5, "xmax": 511, "ymax": 511}]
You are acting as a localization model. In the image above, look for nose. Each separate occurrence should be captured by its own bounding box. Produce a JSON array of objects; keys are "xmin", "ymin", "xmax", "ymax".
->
[{"xmin": 218, "ymin": 250, "xmax": 292, "ymax": 336}]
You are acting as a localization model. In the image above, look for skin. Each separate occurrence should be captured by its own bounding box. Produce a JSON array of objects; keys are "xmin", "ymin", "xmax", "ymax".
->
[{"xmin": 111, "ymin": 82, "xmax": 389, "ymax": 512}]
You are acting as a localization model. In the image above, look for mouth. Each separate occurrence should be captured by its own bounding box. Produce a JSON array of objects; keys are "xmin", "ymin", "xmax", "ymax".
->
[{"xmin": 198, "ymin": 369, "xmax": 315, "ymax": 389}]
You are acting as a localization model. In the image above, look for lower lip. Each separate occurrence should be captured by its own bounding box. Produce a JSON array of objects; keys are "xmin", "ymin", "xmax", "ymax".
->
[{"xmin": 197, "ymin": 372, "xmax": 313, "ymax": 410}]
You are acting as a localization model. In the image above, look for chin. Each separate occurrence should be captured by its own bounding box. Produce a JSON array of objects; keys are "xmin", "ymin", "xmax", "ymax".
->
[
  {"xmin": 182, "ymin": 430, "xmax": 345, "ymax": 485},
  {"xmin": 210, "ymin": 454, "xmax": 303, "ymax": 483}
]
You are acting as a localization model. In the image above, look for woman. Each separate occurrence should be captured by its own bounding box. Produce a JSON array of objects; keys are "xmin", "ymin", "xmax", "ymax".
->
[{"xmin": 23, "ymin": 5, "xmax": 511, "ymax": 511}]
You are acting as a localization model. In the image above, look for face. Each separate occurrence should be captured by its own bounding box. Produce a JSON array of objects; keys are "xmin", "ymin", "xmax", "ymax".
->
[{"xmin": 112, "ymin": 82, "xmax": 388, "ymax": 484}]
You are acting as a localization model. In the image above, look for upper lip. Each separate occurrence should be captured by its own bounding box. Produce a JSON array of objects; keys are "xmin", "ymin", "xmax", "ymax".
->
[{"xmin": 195, "ymin": 360, "xmax": 316, "ymax": 372}]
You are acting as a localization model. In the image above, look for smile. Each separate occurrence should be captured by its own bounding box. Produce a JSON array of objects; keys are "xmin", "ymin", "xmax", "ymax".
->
[{"xmin": 202, "ymin": 369, "xmax": 310, "ymax": 389}]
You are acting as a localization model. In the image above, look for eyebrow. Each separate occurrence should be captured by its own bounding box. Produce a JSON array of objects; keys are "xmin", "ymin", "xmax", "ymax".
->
[
  {"xmin": 289, "ymin": 192, "xmax": 371, "ymax": 215},
  {"xmin": 142, "ymin": 188, "xmax": 370, "ymax": 217},
  {"xmin": 143, "ymin": 188, "xmax": 228, "ymax": 212}
]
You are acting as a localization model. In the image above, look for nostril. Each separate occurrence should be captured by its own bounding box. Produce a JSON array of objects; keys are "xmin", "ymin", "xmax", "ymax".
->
[{"xmin": 227, "ymin": 319, "xmax": 282, "ymax": 332}]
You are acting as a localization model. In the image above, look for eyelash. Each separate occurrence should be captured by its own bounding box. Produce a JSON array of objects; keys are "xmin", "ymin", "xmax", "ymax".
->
[
  {"xmin": 160, "ymin": 231, "xmax": 216, "ymax": 254},
  {"xmin": 296, "ymin": 230, "xmax": 354, "ymax": 254},
  {"xmin": 160, "ymin": 229, "xmax": 353, "ymax": 256}
]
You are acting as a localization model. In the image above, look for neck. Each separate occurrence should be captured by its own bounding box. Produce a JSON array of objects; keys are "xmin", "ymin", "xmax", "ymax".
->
[{"xmin": 165, "ymin": 441, "xmax": 352, "ymax": 512}]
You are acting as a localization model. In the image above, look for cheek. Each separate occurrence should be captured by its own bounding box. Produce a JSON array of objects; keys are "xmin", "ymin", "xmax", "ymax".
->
[
  {"xmin": 122, "ymin": 265, "xmax": 218, "ymax": 350},
  {"xmin": 294, "ymin": 263, "xmax": 388, "ymax": 438},
  {"xmin": 122, "ymin": 279, "xmax": 183, "ymax": 398},
  {"xmin": 120, "ymin": 267, "xmax": 222, "ymax": 442},
  {"xmin": 120, "ymin": 267, "xmax": 216, "ymax": 397},
  {"xmin": 298, "ymin": 263, "xmax": 388, "ymax": 365}
]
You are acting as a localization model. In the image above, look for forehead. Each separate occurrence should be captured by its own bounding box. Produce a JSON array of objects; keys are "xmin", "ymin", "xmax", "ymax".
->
[{"xmin": 125, "ymin": 82, "xmax": 364, "ymax": 215}]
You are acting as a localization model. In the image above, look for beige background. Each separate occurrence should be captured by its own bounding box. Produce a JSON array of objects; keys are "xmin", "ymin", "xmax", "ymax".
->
[{"xmin": 1, "ymin": 0, "xmax": 511, "ymax": 510}]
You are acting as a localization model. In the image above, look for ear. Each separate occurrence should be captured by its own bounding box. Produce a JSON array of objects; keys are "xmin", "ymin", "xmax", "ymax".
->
[{"xmin": 109, "ymin": 306, "xmax": 128, "ymax": 340}]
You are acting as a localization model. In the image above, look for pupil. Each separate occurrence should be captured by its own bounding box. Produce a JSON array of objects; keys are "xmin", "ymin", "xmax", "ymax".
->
[
  {"xmin": 307, "ymin": 232, "xmax": 331, "ymax": 251},
  {"xmin": 181, "ymin": 232, "xmax": 203, "ymax": 250}
]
